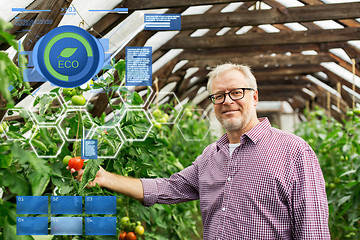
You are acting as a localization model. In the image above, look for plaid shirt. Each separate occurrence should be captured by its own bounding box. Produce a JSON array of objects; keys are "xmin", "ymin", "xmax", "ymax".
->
[{"xmin": 141, "ymin": 118, "xmax": 330, "ymax": 239}]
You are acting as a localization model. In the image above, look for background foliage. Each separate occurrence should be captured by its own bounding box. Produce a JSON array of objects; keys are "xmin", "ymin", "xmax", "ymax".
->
[{"xmin": 295, "ymin": 108, "xmax": 360, "ymax": 239}]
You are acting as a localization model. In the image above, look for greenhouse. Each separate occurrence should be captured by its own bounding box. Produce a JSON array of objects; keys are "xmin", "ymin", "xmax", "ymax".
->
[{"xmin": 1, "ymin": 0, "xmax": 360, "ymax": 239}]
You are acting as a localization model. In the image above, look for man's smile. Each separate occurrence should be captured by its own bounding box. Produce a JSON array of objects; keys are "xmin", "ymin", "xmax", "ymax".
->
[{"xmin": 222, "ymin": 109, "xmax": 240, "ymax": 115}]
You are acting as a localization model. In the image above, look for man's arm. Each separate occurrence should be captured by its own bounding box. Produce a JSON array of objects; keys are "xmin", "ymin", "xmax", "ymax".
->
[
  {"xmin": 69, "ymin": 166, "xmax": 144, "ymax": 201},
  {"xmin": 291, "ymin": 147, "xmax": 330, "ymax": 239},
  {"xmin": 69, "ymin": 159, "xmax": 200, "ymax": 205}
]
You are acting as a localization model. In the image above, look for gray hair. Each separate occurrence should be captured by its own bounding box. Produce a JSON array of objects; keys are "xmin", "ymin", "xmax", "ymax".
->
[{"xmin": 207, "ymin": 63, "xmax": 257, "ymax": 94}]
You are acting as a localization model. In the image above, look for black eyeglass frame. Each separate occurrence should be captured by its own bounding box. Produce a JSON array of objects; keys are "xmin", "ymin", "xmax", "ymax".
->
[{"xmin": 208, "ymin": 88, "xmax": 254, "ymax": 104}]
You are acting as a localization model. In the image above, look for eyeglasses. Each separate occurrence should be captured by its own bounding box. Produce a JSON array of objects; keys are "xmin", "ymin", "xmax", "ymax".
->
[{"xmin": 209, "ymin": 88, "xmax": 254, "ymax": 104}]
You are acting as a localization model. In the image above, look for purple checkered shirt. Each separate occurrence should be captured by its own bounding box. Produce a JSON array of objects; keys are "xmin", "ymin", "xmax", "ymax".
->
[{"xmin": 141, "ymin": 118, "xmax": 330, "ymax": 239}]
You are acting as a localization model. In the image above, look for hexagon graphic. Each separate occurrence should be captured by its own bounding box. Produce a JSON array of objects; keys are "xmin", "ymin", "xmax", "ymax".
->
[
  {"xmin": 58, "ymin": 109, "xmax": 95, "ymax": 141},
  {"xmin": 26, "ymin": 92, "xmax": 65, "ymax": 125},
  {"xmin": 176, "ymin": 108, "xmax": 211, "ymax": 141},
  {"xmin": 117, "ymin": 79, "xmax": 153, "ymax": 108},
  {"xmin": 29, "ymin": 126, "xmax": 65, "ymax": 158},
  {"xmin": 118, "ymin": 109, "xmax": 152, "ymax": 141},
  {"xmin": 149, "ymin": 92, "xmax": 183, "ymax": 124},
  {"xmin": 88, "ymin": 126, "xmax": 124, "ymax": 158},
  {"xmin": 1, "ymin": 108, "xmax": 36, "ymax": 141}
]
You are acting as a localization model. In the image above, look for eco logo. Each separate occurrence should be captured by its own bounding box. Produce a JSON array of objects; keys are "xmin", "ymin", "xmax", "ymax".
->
[{"xmin": 32, "ymin": 25, "xmax": 104, "ymax": 88}]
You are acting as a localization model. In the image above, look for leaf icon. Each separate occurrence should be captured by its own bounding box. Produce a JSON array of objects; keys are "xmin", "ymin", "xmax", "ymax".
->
[{"xmin": 58, "ymin": 47, "xmax": 77, "ymax": 58}]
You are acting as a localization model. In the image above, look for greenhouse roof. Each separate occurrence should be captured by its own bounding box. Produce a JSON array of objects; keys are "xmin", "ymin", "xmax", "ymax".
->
[{"xmin": 1, "ymin": 0, "xmax": 360, "ymax": 121}]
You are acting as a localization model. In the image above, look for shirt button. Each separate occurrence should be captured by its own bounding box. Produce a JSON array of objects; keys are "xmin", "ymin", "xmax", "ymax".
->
[
  {"xmin": 227, "ymin": 177, "xmax": 231, "ymax": 181},
  {"xmin": 222, "ymin": 207, "xmax": 226, "ymax": 211}
]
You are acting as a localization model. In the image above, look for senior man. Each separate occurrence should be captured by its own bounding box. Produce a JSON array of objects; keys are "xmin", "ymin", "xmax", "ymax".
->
[{"xmin": 71, "ymin": 63, "xmax": 330, "ymax": 239}]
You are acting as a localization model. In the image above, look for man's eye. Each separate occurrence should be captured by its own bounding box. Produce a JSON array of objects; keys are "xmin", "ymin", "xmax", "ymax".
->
[
  {"xmin": 232, "ymin": 91, "xmax": 242, "ymax": 95},
  {"xmin": 214, "ymin": 95, "xmax": 223, "ymax": 100}
]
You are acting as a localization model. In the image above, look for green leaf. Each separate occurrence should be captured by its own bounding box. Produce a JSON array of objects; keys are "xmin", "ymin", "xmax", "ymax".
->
[
  {"xmin": 58, "ymin": 47, "xmax": 77, "ymax": 58},
  {"xmin": 340, "ymin": 169, "xmax": 356, "ymax": 178},
  {"xmin": 59, "ymin": 185, "xmax": 74, "ymax": 195},
  {"xmin": 2, "ymin": 171, "xmax": 30, "ymax": 196},
  {"xmin": 132, "ymin": 91, "xmax": 144, "ymax": 105},
  {"xmin": 79, "ymin": 159, "xmax": 103, "ymax": 191},
  {"xmin": 338, "ymin": 196, "xmax": 351, "ymax": 207},
  {"xmin": 115, "ymin": 59, "xmax": 126, "ymax": 81},
  {"xmin": 28, "ymin": 171, "xmax": 50, "ymax": 196},
  {"xmin": 11, "ymin": 144, "xmax": 51, "ymax": 174}
]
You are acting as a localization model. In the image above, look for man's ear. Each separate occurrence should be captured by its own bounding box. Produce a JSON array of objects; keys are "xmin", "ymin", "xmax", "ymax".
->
[{"xmin": 253, "ymin": 90, "xmax": 259, "ymax": 106}]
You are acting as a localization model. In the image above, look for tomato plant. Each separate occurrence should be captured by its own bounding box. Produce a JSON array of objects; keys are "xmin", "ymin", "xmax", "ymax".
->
[{"xmin": 295, "ymin": 107, "xmax": 360, "ymax": 239}]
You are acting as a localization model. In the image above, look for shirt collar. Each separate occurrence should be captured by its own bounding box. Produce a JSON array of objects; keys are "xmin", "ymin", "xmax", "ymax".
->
[{"xmin": 216, "ymin": 117, "xmax": 271, "ymax": 150}]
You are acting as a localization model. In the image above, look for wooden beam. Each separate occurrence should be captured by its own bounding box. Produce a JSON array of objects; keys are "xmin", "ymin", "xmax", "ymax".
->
[
  {"xmin": 6, "ymin": 0, "xmax": 46, "ymax": 42},
  {"xmin": 323, "ymin": 69, "xmax": 360, "ymax": 94},
  {"xmin": 179, "ymin": 53, "xmax": 333, "ymax": 69},
  {"xmin": 177, "ymin": 42, "xmax": 342, "ymax": 61},
  {"xmin": 258, "ymin": 78, "xmax": 310, "ymax": 86},
  {"xmin": 22, "ymin": 0, "xmax": 73, "ymax": 51},
  {"xmin": 181, "ymin": 3, "xmax": 360, "ymax": 30},
  {"xmin": 259, "ymin": 85, "xmax": 308, "ymax": 91},
  {"xmin": 125, "ymin": 0, "xmax": 253, "ymax": 10},
  {"xmin": 254, "ymin": 65, "xmax": 324, "ymax": 77},
  {"xmin": 329, "ymin": 53, "xmax": 360, "ymax": 76},
  {"xmin": 162, "ymin": 27, "xmax": 360, "ymax": 50}
]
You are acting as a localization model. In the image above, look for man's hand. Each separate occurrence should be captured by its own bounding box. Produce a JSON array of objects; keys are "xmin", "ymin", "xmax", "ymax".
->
[
  {"xmin": 67, "ymin": 165, "xmax": 107, "ymax": 188},
  {"xmin": 66, "ymin": 165, "xmax": 144, "ymax": 202}
]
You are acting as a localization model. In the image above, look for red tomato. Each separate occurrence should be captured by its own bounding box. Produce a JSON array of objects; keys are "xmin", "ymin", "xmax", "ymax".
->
[
  {"xmin": 126, "ymin": 232, "xmax": 137, "ymax": 240},
  {"xmin": 119, "ymin": 231, "xmax": 127, "ymax": 240},
  {"xmin": 68, "ymin": 156, "xmax": 84, "ymax": 171}
]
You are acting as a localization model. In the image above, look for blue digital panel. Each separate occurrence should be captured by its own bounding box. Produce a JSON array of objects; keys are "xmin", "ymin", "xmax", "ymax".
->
[
  {"xmin": 81, "ymin": 139, "xmax": 98, "ymax": 159},
  {"xmin": 51, "ymin": 217, "xmax": 82, "ymax": 235},
  {"xmin": 125, "ymin": 47, "xmax": 152, "ymax": 87},
  {"xmin": 85, "ymin": 196, "xmax": 116, "ymax": 214},
  {"xmin": 17, "ymin": 217, "xmax": 48, "ymax": 235},
  {"xmin": 85, "ymin": 217, "xmax": 116, "ymax": 235},
  {"xmin": 51, "ymin": 196, "xmax": 82, "ymax": 214},
  {"xmin": 16, "ymin": 196, "xmax": 48, "ymax": 214},
  {"xmin": 144, "ymin": 14, "xmax": 181, "ymax": 30}
]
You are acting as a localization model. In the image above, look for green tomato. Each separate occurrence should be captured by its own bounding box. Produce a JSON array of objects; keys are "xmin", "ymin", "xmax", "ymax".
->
[
  {"xmin": 153, "ymin": 122, "xmax": 162, "ymax": 130},
  {"xmin": 120, "ymin": 217, "xmax": 130, "ymax": 226},
  {"xmin": 134, "ymin": 225, "xmax": 144, "ymax": 236},
  {"xmin": 63, "ymin": 88, "xmax": 76, "ymax": 97},
  {"xmin": 71, "ymin": 95, "xmax": 86, "ymax": 105},
  {"xmin": 62, "ymin": 155, "xmax": 72, "ymax": 165},
  {"xmin": 354, "ymin": 108, "xmax": 360, "ymax": 115},
  {"xmin": 346, "ymin": 111, "xmax": 354, "ymax": 117},
  {"xmin": 163, "ymin": 113, "xmax": 169, "ymax": 121},
  {"xmin": 152, "ymin": 109, "xmax": 162, "ymax": 118},
  {"xmin": 158, "ymin": 117, "xmax": 168, "ymax": 123},
  {"xmin": 0, "ymin": 122, "xmax": 8, "ymax": 133},
  {"xmin": 185, "ymin": 110, "xmax": 193, "ymax": 117}
]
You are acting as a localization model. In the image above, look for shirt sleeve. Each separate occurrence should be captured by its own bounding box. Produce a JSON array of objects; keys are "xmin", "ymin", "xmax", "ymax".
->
[
  {"xmin": 140, "ymin": 161, "xmax": 200, "ymax": 207},
  {"xmin": 290, "ymin": 146, "xmax": 330, "ymax": 239}
]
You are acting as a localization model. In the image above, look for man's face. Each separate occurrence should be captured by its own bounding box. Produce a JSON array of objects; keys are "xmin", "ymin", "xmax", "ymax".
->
[{"xmin": 211, "ymin": 69, "xmax": 258, "ymax": 132}]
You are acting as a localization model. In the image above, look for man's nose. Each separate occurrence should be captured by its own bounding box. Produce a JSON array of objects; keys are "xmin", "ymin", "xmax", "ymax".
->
[{"xmin": 223, "ymin": 93, "xmax": 234, "ymax": 105}]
